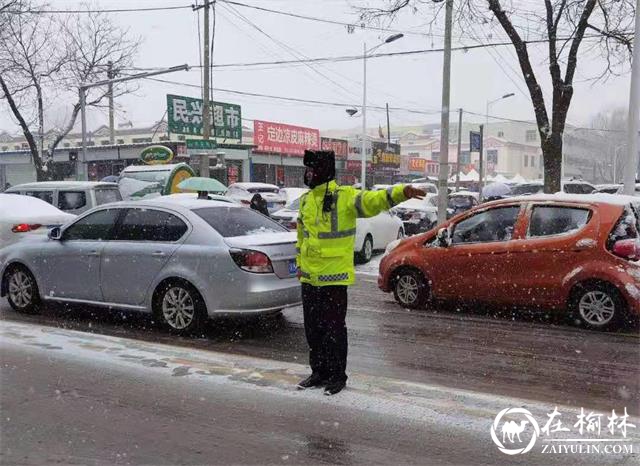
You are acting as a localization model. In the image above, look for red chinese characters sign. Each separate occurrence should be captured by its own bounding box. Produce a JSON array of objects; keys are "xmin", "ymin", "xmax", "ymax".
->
[
  {"xmin": 254, "ymin": 120, "xmax": 320, "ymax": 156},
  {"xmin": 408, "ymin": 158, "xmax": 427, "ymax": 171},
  {"xmin": 320, "ymin": 137, "xmax": 348, "ymax": 159}
]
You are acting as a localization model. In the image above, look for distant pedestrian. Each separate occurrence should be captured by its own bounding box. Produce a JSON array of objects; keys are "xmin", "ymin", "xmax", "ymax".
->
[{"xmin": 250, "ymin": 193, "xmax": 270, "ymax": 216}]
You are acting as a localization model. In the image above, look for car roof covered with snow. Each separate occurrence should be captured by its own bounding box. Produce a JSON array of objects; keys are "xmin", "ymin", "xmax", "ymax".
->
[
  {"xmin": 229, "ymin": 182, "xmax": 280, "ymax": 190},
  {"xmin": 121, "ymin": 163, "xmax": 187, "ymax": 173},
  {"xmin": 7, "ymin": 181, "xmax": 118, "ymax": 189},
  {"xmin": 0, "ymin": 193, "xmax": 76, "ymax": 221},
  {"xmin": 497, "ymin": 192, "xmax": 640, "ymax": 206}
]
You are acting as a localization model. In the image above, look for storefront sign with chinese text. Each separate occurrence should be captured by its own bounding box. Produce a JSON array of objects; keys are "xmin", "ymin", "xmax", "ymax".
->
[
  {"xmin": 167, "ymin": 94, "xmax": 242, "ymax": 140},
  {"xmin": 253, "ymin": 120, "xmax": 319, "ymax": 156},
  {"xmin": 320, "ymin": 137, "xmax": 348, "ymax": 159},
  {"xmin": 372, "ymin": 141, "xmax": 401, "ymax": 170},
  {"xmin": 408, "ymin": 157, "xmax": 427, "ymax": 172}
]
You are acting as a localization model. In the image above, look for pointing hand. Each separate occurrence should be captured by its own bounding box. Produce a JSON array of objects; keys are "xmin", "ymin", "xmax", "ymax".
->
[{"xmin": 403, "ymin": 185, "xmax": 427, "ymax": 200}]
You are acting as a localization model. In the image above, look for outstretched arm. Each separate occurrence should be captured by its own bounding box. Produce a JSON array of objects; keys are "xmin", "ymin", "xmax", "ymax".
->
[{"xmin": 352, "ymin": 185, "xmax": 425, "ymax": 218}]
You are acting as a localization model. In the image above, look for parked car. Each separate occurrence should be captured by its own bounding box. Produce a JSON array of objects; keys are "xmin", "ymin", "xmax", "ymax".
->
[
  {"xmin": 271, "ymin": 195, "xmax": 404, "ymax": 264},
  {"xmin": 0, "ymin": 193, "xmax": 76, "ymax": 249},
  {"xmin": 6, "ymin": 181, "xmax": 122, "ymax": 214},
  {"xmin": 225, "ymin": 182, "xmax": 286, "ymax": 213},
  {"xmin": 278, "ymin": 187, "xmax": 307, "ymax": 205},
  {"xmin": 379, "ymin": 193, "xmax": 640, "ymax": 330},
  {"xmin": 119, "ymin": 163, "xmax": 197, "ymax": 200},
  {"xmin": 447, "ymin": 191, "xmax": 479, "ymax": 218},
  {"xmin": 393, "ymin": 197, "xmax": 438, "ymax": 235},
  {"xmin": 596, "ymin": 184, "xmax": 623, "ymax": 194},
  {"xmin": 0, "ymin": 197, "xmax": 301, "ymax": 335},
  {"xmin": 509, "ymin": 180, "xmax": 597, "ymax": 197}
]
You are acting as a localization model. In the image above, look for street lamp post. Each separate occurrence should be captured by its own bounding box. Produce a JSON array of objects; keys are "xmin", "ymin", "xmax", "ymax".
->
[
  {"xmin": 481, "ymin": 92, "xmax": 514, "ymax": 191},
  {"xmin": 78, "ymin": 64, "xmax": 189, "ymax": 181},
  {"xmin": 360, "ymin": 33, "xmax": 403, "ymax": 189}
]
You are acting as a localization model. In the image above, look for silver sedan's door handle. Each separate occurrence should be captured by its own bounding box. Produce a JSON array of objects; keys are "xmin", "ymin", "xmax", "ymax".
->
[
  {"xmin": 87, "ymin": 250, "xmax": 100, "ymax": 256},
  {"xmin": 151, "ymin": 251, "xmax": 166, "ymax": 257}
]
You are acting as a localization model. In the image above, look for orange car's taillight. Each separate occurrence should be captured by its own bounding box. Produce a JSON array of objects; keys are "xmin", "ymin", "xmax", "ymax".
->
[
  {"xmin": 612, "ymin": 239, "xmax": 639, "ymax": 260},
  {"xmin": 11, "ymin": 223, "xmax": 42, "ymax": 233}
]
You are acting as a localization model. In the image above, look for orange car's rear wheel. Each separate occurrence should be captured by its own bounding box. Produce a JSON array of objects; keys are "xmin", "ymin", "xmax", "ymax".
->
[
  {"xmin": 392, "ymin": 268, "xmax": 429, "ymax": 309},
  {"xmin": 570, "ymin": 282, "xmax": 626, "ymax": 331}
]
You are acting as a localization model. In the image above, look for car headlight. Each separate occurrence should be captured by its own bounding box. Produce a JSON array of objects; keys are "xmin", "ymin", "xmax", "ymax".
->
[{"xmin": 384, "ymin": 238, "xmax": 402, "ymax": 255}]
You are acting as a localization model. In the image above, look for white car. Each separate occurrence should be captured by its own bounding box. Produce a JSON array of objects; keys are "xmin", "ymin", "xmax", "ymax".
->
[
  {"xmin": 271, "ymin": 197, "xmax": 404, "ymax": 264},
  {"xmin": 0, "ymin": 193, "xmax": 76, "ymax": 249},
  {"xmin": 278, "ymin": 187, "xmax": 308, "ymax": 204},
  {"xmin": 225, "ymin": 182, "xmax": 286, "ymax": 213}
]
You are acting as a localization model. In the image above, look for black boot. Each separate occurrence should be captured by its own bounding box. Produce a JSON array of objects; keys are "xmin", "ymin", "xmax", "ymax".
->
[
  {"xmin": 323, "ymin": 379, "xmax": 346, "ymax": 396},
  {"xmin": 296, "ymin": 373, "xmax": 326, "ymax": 390}
]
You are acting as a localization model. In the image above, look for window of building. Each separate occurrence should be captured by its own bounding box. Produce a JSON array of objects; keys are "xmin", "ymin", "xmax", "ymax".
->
[
  {"xmin": 86, "ymin": 141, "xmax": 95, "ymax": 146},
  {"xmin": 14, "ymin": 145, "xmax": 21, "ymax": 150},
  {"xmin": 487, "ymin": 150, "xmax": 498, "ymax": 164},
  {"xmin": 524, "ymin": 155, "xmax": 529, "ymax": 167},
  {"xmin": 1, "ymin": 146, "xmax": 7, "ymax": 151},
  {"xmin": 100, "ymin": 140, "xmax": 110, "ymax": 145},
  {"xmin": 530, "ymin": 156, "xmax": 535, "ymax": 167},
  {"xmin": 525, "ymin": 130, "xmax": 537, "ymax": 142},
  {"xmin": 21, "ymin": 143, "xmax": 28, "ymax": 149},
  {"xmin": 64, "ymin": 143, "xmax": 71, "ymax": 148},
  {"xmin": 459, "ymin": 151, "xmax": 470, "ymax": 164},
  {"xmin": 117, "ymin": 139, "xmax": 125, "ymax": 145},
  {"xmin": 132, "ymin": 137, "xmax": 152, "ymax": 144},
  {"xmin": 177, "ymin": 135, "xmax": 186, "ymax": 141},
  {"xmin": 497, "ymin": 131, "xmax": 505, "ymax": 138},
  {"xmin": 431, "ymin": 151, "xmax": 439, "ymax": 161},
  {"xmin": 159, "ymin": 135, "xmax": 169, "ymax": 141}
]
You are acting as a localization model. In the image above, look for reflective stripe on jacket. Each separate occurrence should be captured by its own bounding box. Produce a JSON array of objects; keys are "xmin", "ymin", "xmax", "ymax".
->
[{"xmin": 296, "ymin": 180, "xmax": 406, "ymax": 287}]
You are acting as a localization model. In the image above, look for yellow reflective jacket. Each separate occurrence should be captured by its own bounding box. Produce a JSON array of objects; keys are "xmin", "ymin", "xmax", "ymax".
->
[{"xmin": 296, "ymin": 180, "xmax": 406, "ymax": 287}]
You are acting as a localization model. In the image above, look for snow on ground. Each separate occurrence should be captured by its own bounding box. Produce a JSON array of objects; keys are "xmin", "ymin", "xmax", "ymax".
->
[
  {"xmin": 4, "ymin": 319, "xmax": 634, "ymax": 438},
  {"xmin": 355, "ymin": 253, "xmax": 382, "ymax": 276}
]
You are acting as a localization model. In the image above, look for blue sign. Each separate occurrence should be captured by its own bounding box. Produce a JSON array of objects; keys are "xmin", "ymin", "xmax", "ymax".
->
[{"xmin": 470, "ymin": 131, "xmax": 482, "ymax": 152}]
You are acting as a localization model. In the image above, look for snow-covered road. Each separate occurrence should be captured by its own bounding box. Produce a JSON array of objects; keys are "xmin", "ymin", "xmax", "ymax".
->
[{"xmin": 1, "ymin": 320, "xmax": 638, "ymax": 465}]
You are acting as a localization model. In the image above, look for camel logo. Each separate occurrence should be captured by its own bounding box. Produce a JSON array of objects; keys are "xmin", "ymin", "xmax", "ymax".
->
[{"xmin": 491, "ymin": 408, "xmax": 540, "ymax": 455}]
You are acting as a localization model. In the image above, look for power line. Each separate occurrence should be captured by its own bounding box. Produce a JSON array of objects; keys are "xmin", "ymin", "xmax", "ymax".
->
[
  {"xmin": 464, "ymin": 110, "xmax": 626, "ymax": 133},
  {"xmin": 6, "ymin": 4, "xmax": 192, "ymax": 13},
  {"xmin": 217, "ymin": 0, "xmax": 438, "ymax": 38},
  {"xmin": 165, "ymin": 33, "xmax": 627, "ymax": 69},
  {"xmin": 140, "ymin": 75, "xmax": 442, "ymax": 115}
]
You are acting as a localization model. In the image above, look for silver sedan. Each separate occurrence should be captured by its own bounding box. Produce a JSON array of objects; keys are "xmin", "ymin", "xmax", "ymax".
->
[{"xmin": 0, "ymin": 197, "xmax": 302, "ymax": 335}]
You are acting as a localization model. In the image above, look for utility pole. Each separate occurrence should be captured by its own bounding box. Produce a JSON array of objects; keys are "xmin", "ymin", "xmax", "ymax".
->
[
  {"xmin": 194, "ymin": 0, "xmax": 212, "ymax": 178},
  {"xmin": 455, "ymin": 108, "xmax": 462, "ymax": 191},
  {"xmin": 386, "ymin": 102, "xmax": 391, "ymax": 149},
  {"xmin": 436, "ymin": 0, "xmax": 453, "ymax": 224},
  {"xmin": 79, "ymin": 65, "xmax": 189, "ymax": 180},
  {"xmin": 361, "ymin": 42, "xmax": 368, "ymax": 189},
  {"xmin": 623, "ymin": 0, "xmax": 640, "ymax": 195},
  {"xmin": 478, "ymin": 124, "xmax": 484, "ymax": 195},
  {"xmin": 107, "ymin": 61, "xmax": 115, "ymax": 145}
]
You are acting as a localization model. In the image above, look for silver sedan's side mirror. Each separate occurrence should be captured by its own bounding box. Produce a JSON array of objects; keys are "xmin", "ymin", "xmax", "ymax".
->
[
  {"xmin": 48, "ymin": 227, "xmax": 62, "ymax": 240},
  {"xmin": 436, "ymin": 227, "xmax": 450, "ymax": 247}
]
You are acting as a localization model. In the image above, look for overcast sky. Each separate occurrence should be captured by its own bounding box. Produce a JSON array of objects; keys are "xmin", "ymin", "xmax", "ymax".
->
[{"xmin": 0, "ymin": 0, "xmax": 634, "ymax": 134}]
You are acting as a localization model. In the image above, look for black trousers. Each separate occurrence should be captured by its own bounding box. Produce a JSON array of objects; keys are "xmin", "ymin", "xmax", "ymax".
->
[{"xmin": 301, "ymin": 283, "xmax": 348, "ymax": 383}]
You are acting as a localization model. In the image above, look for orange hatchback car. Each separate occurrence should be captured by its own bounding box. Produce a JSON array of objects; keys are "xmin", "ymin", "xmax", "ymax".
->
[{"xmin": 379, "ymin": 194, "xmax": 640, "ymax": 330}]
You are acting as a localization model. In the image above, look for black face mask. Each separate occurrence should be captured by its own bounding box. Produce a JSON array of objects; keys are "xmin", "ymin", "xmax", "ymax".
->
[{"xmin": 303, "ymin": 150, "xmax": 335, "ymax": 188}]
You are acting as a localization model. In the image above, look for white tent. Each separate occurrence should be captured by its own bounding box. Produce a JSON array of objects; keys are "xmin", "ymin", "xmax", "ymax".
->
[
  {"xmin": 465, "ymin": 169, "xmax": 480, "ymax": 181},
  {"xmin": 493, "ymin": 173, "xmax": 509, "ymax": 183},
  {"xmin": 510, "ymin": 174, "xmax": 527, "ymax": 184}
]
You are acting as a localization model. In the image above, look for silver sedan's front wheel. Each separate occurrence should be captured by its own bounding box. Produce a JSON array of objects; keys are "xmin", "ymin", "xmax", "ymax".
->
[
  {"xmin": 5, "ymin": 266, "xmax": 40, "ymax": 313},
  {"xmin": 154, "ymin": 281, "xmax": 206, "ymax": 335}
]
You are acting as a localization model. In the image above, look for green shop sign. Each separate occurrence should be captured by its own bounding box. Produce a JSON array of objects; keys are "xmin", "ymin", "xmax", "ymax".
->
[
  {"xmin": 167, "ymin": 94, "xmax": 242, "ymax": 140},
  {"xmin": 140, "ymin": 145, "xmax": 174, "ymax": 165},
  {"xmin": 186, "ymin": 139, "xmax": 217, "ymax": 151}
]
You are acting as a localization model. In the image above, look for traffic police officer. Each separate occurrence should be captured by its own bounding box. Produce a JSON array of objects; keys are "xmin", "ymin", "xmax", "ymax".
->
[{"xmin": 295, "ymin": 150, "xmax": 425, "ymax": 395}]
